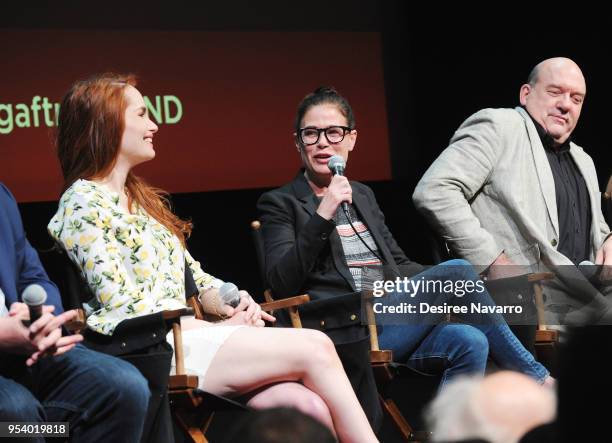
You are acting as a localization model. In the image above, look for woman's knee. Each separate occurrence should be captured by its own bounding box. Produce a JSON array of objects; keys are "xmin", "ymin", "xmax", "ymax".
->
[{"xmin": 299, "ymin": 330, "xmax": 339, "ymax": 368}]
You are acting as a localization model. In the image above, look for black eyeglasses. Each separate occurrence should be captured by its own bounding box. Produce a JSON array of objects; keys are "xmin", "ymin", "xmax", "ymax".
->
[{"xmin": 298, "ymin": 126, "xmax": 352, "ymax": 145}]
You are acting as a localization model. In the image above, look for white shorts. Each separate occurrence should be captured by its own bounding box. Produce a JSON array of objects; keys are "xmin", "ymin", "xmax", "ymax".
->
[{"xmin": 167, "ymin": 322, "xmax": 244, "ymax": 390}]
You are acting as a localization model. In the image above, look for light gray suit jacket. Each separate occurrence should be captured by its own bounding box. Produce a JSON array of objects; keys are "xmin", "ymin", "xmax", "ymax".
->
[{"xmin": 413, "ymin": 107, "xmax": 610, "ymax": 306}]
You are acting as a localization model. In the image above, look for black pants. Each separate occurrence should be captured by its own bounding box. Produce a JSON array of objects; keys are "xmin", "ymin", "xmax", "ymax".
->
[{"xmin": 325, "ymin": 327, "xmax": 383, "ymax": 432}]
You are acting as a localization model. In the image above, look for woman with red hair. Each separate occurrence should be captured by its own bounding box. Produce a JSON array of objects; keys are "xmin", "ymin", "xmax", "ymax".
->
[{"xmin": 48, "ymin": 74, "xmax": 378, "ymax": 443}]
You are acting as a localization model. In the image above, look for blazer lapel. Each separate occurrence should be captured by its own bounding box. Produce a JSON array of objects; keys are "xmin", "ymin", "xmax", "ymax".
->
[
  {"xmin": 517, "ymin": 107, "xmax": 559, "ymax": 237},
  {"xmin": 291, "ymin": 172, "xmax": 318, "ymax": 216}
]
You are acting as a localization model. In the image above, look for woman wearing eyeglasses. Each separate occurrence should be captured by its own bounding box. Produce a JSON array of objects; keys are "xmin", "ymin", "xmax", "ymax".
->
[
  {"xmin": 257, "ymin": 87, "xmax": 553, "ymax": 408},
  {"xmin": 48, "ymin": 74, "xmax": 379, "ymax": 443}
]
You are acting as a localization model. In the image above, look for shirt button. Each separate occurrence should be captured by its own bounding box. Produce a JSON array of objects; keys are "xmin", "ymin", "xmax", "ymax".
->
[
  {"xmin": 320, "ymin": 320, "xmax": 325, "ymax": 327},
  {"xmin": 350, "ymin": 314, "xmax": 357, "ymax": 321},
  {"xmin": 120, "ymin": 342, "xmax": 127, "ymax": 349},
  {"xmin": 321, "ymin": 232, "xmax": 329, "ymax": 240},
  {"xmin": 551, "ymin": 239, "xmax": 558, "ymax": 247},
  {"xmin": 152, "ymin": 332, "xmax": 157, "ymax": 339}
]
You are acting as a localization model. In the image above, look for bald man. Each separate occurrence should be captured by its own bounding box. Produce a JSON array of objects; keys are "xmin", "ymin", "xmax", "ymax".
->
[
  {"xmin": 414, "ymin": 58, "xmax": 612, "ymax": 325},
  {"xmin": 425, "ymin": 371, "xmax": 556, "ymax": 443}
]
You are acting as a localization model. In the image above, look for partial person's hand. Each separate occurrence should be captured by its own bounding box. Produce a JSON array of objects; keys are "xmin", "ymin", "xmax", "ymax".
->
[
  {"xmin": 219, "ymin": 311, "xmax": 251, "ymax": 326},
  {"xmin": 8, "ymin": 302, "xmax": 55, "ymax": 320},
  {"xmin": 234, "ymin": 291, "xmax": 276, "ymax": 326},
  {"xmin": 486, "ymin": 252, "xmax": 527, "ymax": 280},
  {"xmin": 0, "ymin": 307, "xmax": 82, "ymax": 365},
  {"xmin": 595, "ymin": 236, "xmax": 612, "ymax": 281},
  {"xmin": 0, "ymin": 315, "xmax": 34, "ymax": 354},
  {"xmin": 8, "ymin": 302, "xmax": 30, "ymax": 319},
  {"xmin": 316, "ymin": 175, "xmax": 352, "ymax": 220},
  {"xmin": 223, "ymin": 291, "xmax": 275, "ymax": 327},
  {"xmin": 26, "ymin": 309, "xmax": 83, "ymax": 366}
]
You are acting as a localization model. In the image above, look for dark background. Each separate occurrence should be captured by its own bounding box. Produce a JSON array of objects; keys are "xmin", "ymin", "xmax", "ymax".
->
[{"xmin": 4, "ymin": 2, "xmax": 611, "ymax": 298}]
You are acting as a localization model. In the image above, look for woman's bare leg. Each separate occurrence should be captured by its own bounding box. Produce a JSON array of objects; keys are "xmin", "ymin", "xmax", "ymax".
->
[
  {"xmin": 246, "ymin": 382, "xmax": 335, "ymax": 434},
  {"xmin": 202, "ymin": 327, "xmax": 377, "ymax": 443}
]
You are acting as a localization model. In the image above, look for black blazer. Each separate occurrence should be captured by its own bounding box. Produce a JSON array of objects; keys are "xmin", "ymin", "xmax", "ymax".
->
[{"xmin": 257, "ymin": 171, "xmax": 424, "ymax": 332}]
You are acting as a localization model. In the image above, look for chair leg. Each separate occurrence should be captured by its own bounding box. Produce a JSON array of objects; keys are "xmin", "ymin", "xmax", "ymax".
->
[
  {"xmin": 174, "ymin": 410, "xmax": 214, "ymax": 443},
  {"xmin": 379, "ymin": 395, "xmax": 416, "ymax": 441}
]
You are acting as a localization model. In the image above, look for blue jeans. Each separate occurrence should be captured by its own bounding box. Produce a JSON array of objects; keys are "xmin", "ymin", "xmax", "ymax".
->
[
  {"xmin": 378, "ymin": 259, "xmax": 549, "ymax": 388},
  {"xmin": 0, "ymin": 344, "xmax": 150, "ymax": 443}
]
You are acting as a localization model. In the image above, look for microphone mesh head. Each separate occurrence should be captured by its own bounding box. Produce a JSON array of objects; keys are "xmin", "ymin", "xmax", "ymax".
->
[
  {"xmin": 219, "ymin": 282, "xmax": 240, "ymax": 307},
  {"xmin": 22, "ymin": 284, "xmax": 47, "ymax": 306},
  {"xmin": 328, "ymin": 155, "xmax": 346, "ymax": 172}
]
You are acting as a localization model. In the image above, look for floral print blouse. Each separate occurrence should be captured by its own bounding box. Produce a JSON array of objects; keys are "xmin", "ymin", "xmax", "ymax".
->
[{"xmin": 48, "ymin": 179, "xmax": 223, "ymax": 335}]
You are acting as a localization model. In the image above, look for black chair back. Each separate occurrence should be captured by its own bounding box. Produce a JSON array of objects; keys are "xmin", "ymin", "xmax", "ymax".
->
[{"xmin": 38, "ymin": 245, "xmax": 94, "ymax": 311}]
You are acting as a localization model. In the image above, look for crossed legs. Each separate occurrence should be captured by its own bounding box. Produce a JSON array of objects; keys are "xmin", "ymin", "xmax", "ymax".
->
[{"xmin": 202, "ymin": 326, "xmax": 377, "ymax": 443}]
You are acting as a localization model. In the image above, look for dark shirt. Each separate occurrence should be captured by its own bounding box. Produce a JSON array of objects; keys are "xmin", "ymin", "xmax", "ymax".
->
[{"xmin": 527, "ymin": 112, "xmax": 592, "ymax": 264}]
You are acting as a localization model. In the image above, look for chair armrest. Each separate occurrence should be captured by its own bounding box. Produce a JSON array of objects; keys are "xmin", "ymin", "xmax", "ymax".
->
[
  {"xmin": 370, "ymin": 349, "xmax": 393, "ymax": 363},
  {"xmin": 68, "ymin": 307, "xmax": 194, "ymax": 330},
  {"xmin": 65, "ymin": 308, "xmax": 87, "ymax": 333},
  {"xmin": 162, "ymin": 307, "xmax": 195, "ymax": 321},
  {"xmin": 484, "ymin": 271, "xmax": 555, "ymax": 286},
  {"xmin": 260, "ymin": 294, "xmax": 311, "ymax": 312},
  {"xmin": 527, "ymin": 272, "xmax": 555, "ymax": 283},
  {"xmin": 536, "ymin": 329, "xmax": 559, "ymax": 342}
]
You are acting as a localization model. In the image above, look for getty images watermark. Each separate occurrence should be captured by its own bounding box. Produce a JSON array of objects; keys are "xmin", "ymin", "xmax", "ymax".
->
[
  {"xmin": 360, "ymin": 265, "xmax": 537, "ymax": 326},
  {"xmin": 360, "ymin": 264, "xmax": 612, "ymax": 326}
]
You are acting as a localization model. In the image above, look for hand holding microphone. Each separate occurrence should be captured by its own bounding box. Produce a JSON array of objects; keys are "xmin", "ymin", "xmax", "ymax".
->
[
  {"xmin": 11, "ymin": 284, "xmax": 83, "ymax": 365},
  {"xmin": 21, "ymin": 284, "xmax": 47, "ymax": 325},
  {"xmin": 200, "ymin": 283, "xmax": 275, "ymax": 326},
  {"xmin": 219, "ymin": 282, "xmax": 241, "ymax": 308},
  {"xmin": 199, "ymin": 282, "xmax": 240, "ymax": 317},
  {"xmin": 224, "ymin": 283, "xmax": 276, "ymax": 326},
  {"xmin": 316, "ymin": 155, "xmax": 351, "ymax": 220}
]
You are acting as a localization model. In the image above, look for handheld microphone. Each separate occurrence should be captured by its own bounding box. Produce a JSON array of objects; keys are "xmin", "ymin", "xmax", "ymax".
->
[
  {"xmin": 218, "ymin": 282, "xmax": 241, "ymax": 308},
  {"xmin": 22, "ymin": 284, "xmax": 47, "ymax": 324},
  {"xmin": 327, "ymin": 155, "xmax": 384, "ymax": 263},
  {"xmin": 327, "ymin": 155, "xmax": 349, "ymax": 212}
]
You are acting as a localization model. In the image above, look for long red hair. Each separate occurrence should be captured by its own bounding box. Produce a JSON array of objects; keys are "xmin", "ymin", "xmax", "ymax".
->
[{"xmin": 56, "ymin": 73, "xmax": 192, "ymax": 244}]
